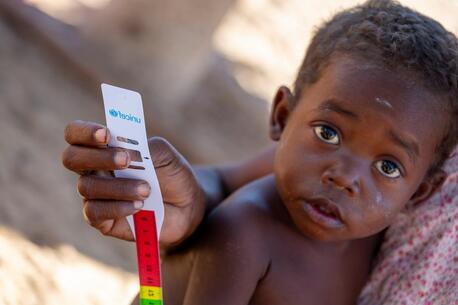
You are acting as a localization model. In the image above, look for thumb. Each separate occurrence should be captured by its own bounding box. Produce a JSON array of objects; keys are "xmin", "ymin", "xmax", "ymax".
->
[{"xmin": 148, "ymin": 137, "xmax": 185, "ymax": 169}]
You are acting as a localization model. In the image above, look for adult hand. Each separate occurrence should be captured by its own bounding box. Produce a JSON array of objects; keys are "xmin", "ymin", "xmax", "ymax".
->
[{"xmin": 62, "ymin": 120, "xmax": 205, "ymax": 247}]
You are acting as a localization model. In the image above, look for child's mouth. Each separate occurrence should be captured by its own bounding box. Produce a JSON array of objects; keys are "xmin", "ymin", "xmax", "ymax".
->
[{"xmin": 303, "ymin": 198, "xmax": 344, "ymax": 229}]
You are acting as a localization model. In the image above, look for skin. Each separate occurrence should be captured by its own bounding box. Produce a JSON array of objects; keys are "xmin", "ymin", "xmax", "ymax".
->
[
  {"xmin": 273, "ymin": 56, "xmax": 447, "ymax": 242},
  {"xmin": 160, "ymin": 56, "xmax": 447, "ymax": 305},
  {"xmin": 62, "ymin": 121, "xmax": 275, "ymax": 248},
  {"xmin": 63, "ymin": 123, "xmax": 206, "ymax": 247}
]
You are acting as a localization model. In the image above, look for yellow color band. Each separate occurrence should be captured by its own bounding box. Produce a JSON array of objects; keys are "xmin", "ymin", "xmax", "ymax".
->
[{"xmin": 140, "ymin": 286, "xmax": 162, "ymax": 300}]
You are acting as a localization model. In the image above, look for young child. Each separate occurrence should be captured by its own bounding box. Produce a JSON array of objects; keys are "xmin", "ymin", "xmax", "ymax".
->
[{"xmin": 160, "ymin": 1, "xmax": 458, "ymax": 304}]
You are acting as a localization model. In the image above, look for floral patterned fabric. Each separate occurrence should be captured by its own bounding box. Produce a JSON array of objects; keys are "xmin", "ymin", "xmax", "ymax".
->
[{"xmin": 358, "ymin": 148, "xmax": 458, "ymax": 305}]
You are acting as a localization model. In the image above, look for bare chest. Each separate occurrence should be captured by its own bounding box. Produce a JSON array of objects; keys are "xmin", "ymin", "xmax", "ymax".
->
[{"xmin": 248, "ymin": 229, "xmax": 376, "ymax": 305}]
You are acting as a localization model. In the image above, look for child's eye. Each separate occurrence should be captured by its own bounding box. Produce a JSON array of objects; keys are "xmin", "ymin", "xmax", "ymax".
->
[
  {"xmin": 375, "ymin": 160, "xmax": 401, "ymax": 178},
  {"xmin": 314, "ymin": 125, "xmax": 339, "ymax": 145}
]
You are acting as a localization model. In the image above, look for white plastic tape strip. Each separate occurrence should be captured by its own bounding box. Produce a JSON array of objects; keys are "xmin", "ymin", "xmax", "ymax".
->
[{"xmin": 101, "ymin": 83, "xmax": 164, "ymax": 238}]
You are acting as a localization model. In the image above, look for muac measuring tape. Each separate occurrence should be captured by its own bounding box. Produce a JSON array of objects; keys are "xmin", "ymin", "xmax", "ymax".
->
[
  {"xmin": 102, "ymin": 84, "xmax": 165, "ymax": 305},
  {"xmin": 134, "ymin": 210, "xmax": 162, "ymax": 304}
]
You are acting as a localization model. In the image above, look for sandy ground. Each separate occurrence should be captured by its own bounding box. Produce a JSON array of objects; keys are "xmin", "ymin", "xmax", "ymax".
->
[
  {"xmin": 216, "ymin": 0, "xmax": 458, "ymax": 100},
  {"xmin": 0, "ymin": 227, "xmax": 137, "ymax": 305}
]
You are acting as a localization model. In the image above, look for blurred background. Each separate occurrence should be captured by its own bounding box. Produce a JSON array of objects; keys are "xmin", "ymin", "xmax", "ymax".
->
[{"xmin": 0, "ymin": 0, "xmax": 457, "ymax": 304}]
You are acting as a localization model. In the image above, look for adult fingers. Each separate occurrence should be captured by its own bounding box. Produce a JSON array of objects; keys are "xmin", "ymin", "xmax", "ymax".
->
[
  {"xmin": 83, "ymin": 199, "xmax": 143, "ymax": 226},
  {"xmin": 77, "ymin": 176, "xmax": 151, "ymax": 201},
  {"xmin": 64, "ymin": 120, "xmax": 110, "ymax": 146},
  {"xmin": 84, "ymin": 217, "xmax": 134, "ymax": 242},
  {"xmin": 62, "ymin": 146, "xmax": 130, "ymax": 173}
]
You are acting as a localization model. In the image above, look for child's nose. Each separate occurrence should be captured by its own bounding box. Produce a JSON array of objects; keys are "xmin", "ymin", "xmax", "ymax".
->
[{"xmin": 321, "ymin": 165, "xmax": 362, "ymax": 197}]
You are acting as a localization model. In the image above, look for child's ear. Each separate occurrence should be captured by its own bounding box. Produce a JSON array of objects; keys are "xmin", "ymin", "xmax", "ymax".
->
[
  {"xmin": 407, "ymin": 169, "xmax": 447, "ymax": 206},
  {"xmin": 269, "ymin": 86, "xmax": 295, "ymax": 141}
]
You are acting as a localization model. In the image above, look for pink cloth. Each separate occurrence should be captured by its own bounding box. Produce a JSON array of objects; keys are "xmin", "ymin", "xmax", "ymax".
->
[{"xmin": 358, "ymin": 148, "xmax": 458, "ymax": 305}]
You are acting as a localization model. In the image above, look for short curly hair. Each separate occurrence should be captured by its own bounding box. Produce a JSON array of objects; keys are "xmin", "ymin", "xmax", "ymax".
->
[{"xmin": 293, "ymin": 0, "xmax": 458, "ymax": 174}]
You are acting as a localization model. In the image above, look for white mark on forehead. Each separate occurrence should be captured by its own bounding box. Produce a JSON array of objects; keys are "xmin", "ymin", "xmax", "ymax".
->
[
  {"xmin": 355, "ymin": 62, "xmax": 379, "ymax": 70},
  {"xmin": 375, "ymin": 97, "xmax": 393, "ymax": 109}
]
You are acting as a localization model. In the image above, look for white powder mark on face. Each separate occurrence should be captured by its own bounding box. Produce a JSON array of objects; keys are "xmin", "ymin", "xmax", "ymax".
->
[
  {"xmin": 375, "ymin": 97, "xmax": 393, "ymax": 109},
  {"xmin": 375, "ymin": 192, "xmax": 383, "ymax": 205},
  {"xmin": 374, "ymin": 191, "xmax": 392, "ymax": 220}
]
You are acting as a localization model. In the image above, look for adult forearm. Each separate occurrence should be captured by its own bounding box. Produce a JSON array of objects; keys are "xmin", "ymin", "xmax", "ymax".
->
[
  {"xmin": 193, "ymin": 166, "xmax": 229, "ymax": 213},
  {"xmin": 193, "ymin": 144, "xmax": 276, "ymax": 213}
]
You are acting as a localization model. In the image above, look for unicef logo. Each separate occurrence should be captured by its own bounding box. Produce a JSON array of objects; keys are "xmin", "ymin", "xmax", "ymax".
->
[
  {"xmin": 108, "ymin": 108, "xmax": 141, "ymax": 124},
  {"xmin": 109, "ymin": 109, "xmax": 119, "ymax": 118}
]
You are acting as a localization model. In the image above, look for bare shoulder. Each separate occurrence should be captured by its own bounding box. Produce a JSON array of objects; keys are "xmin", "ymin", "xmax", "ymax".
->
[
  {"xmin": 205, "ymin": 174, "xmax": 280, "ymax": 241},
  {"xmin": 162, "ymin": 175, "xmax": 279, "ymax": 265},
  {"xmin": 161, "ymin": 176, "xmax": 278, "ymax": 305},
  {"xmin": 186, "ymin": 175, "xmax": 281, "ymax": 273}
]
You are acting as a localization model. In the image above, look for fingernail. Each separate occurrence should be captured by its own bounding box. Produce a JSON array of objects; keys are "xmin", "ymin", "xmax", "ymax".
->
[
  {"xmin": 137, "ymin": 183, "xmax": 151, "ymax": 198},
  {"xmin": 94, "ymin": 128, "xmax": 107, "ymax": 143},
  {"xmin": 134, "ymin": 201, "xmax": 144, "ymax": 209},
  {"xmin": 114, "ymin": 152, "xmax": 129, "ymax": 167}
]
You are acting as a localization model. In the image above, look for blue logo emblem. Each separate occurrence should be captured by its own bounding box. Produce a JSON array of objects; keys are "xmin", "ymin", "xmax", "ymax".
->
[
  {"xmin": 109, "ymin": 109, "xmax": 118, "ymax": 117},
  {"xmin": 108, "ymin": 108, "xmax": 141, "ymax": 124}
]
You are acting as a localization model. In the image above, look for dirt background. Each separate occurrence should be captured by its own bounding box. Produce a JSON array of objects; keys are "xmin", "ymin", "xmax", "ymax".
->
[{"xmin": 0, "ymin": 0, "xmax": 457, "ymax": 304}]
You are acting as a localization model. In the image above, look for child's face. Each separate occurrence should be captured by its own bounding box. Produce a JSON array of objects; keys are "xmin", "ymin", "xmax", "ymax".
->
[{"xmin": 271, "ymin": 56, "xmax": 446, "ymax": 241}]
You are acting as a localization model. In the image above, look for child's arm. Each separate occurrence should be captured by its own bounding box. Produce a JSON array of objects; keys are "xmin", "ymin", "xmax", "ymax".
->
[
  {"xmin": 194, "ymin": 145, "xmax": 275, "ymax": 212},
  {"xmin": 168, "ymin": 199, "xmax": 270, "ymax": 305}
]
